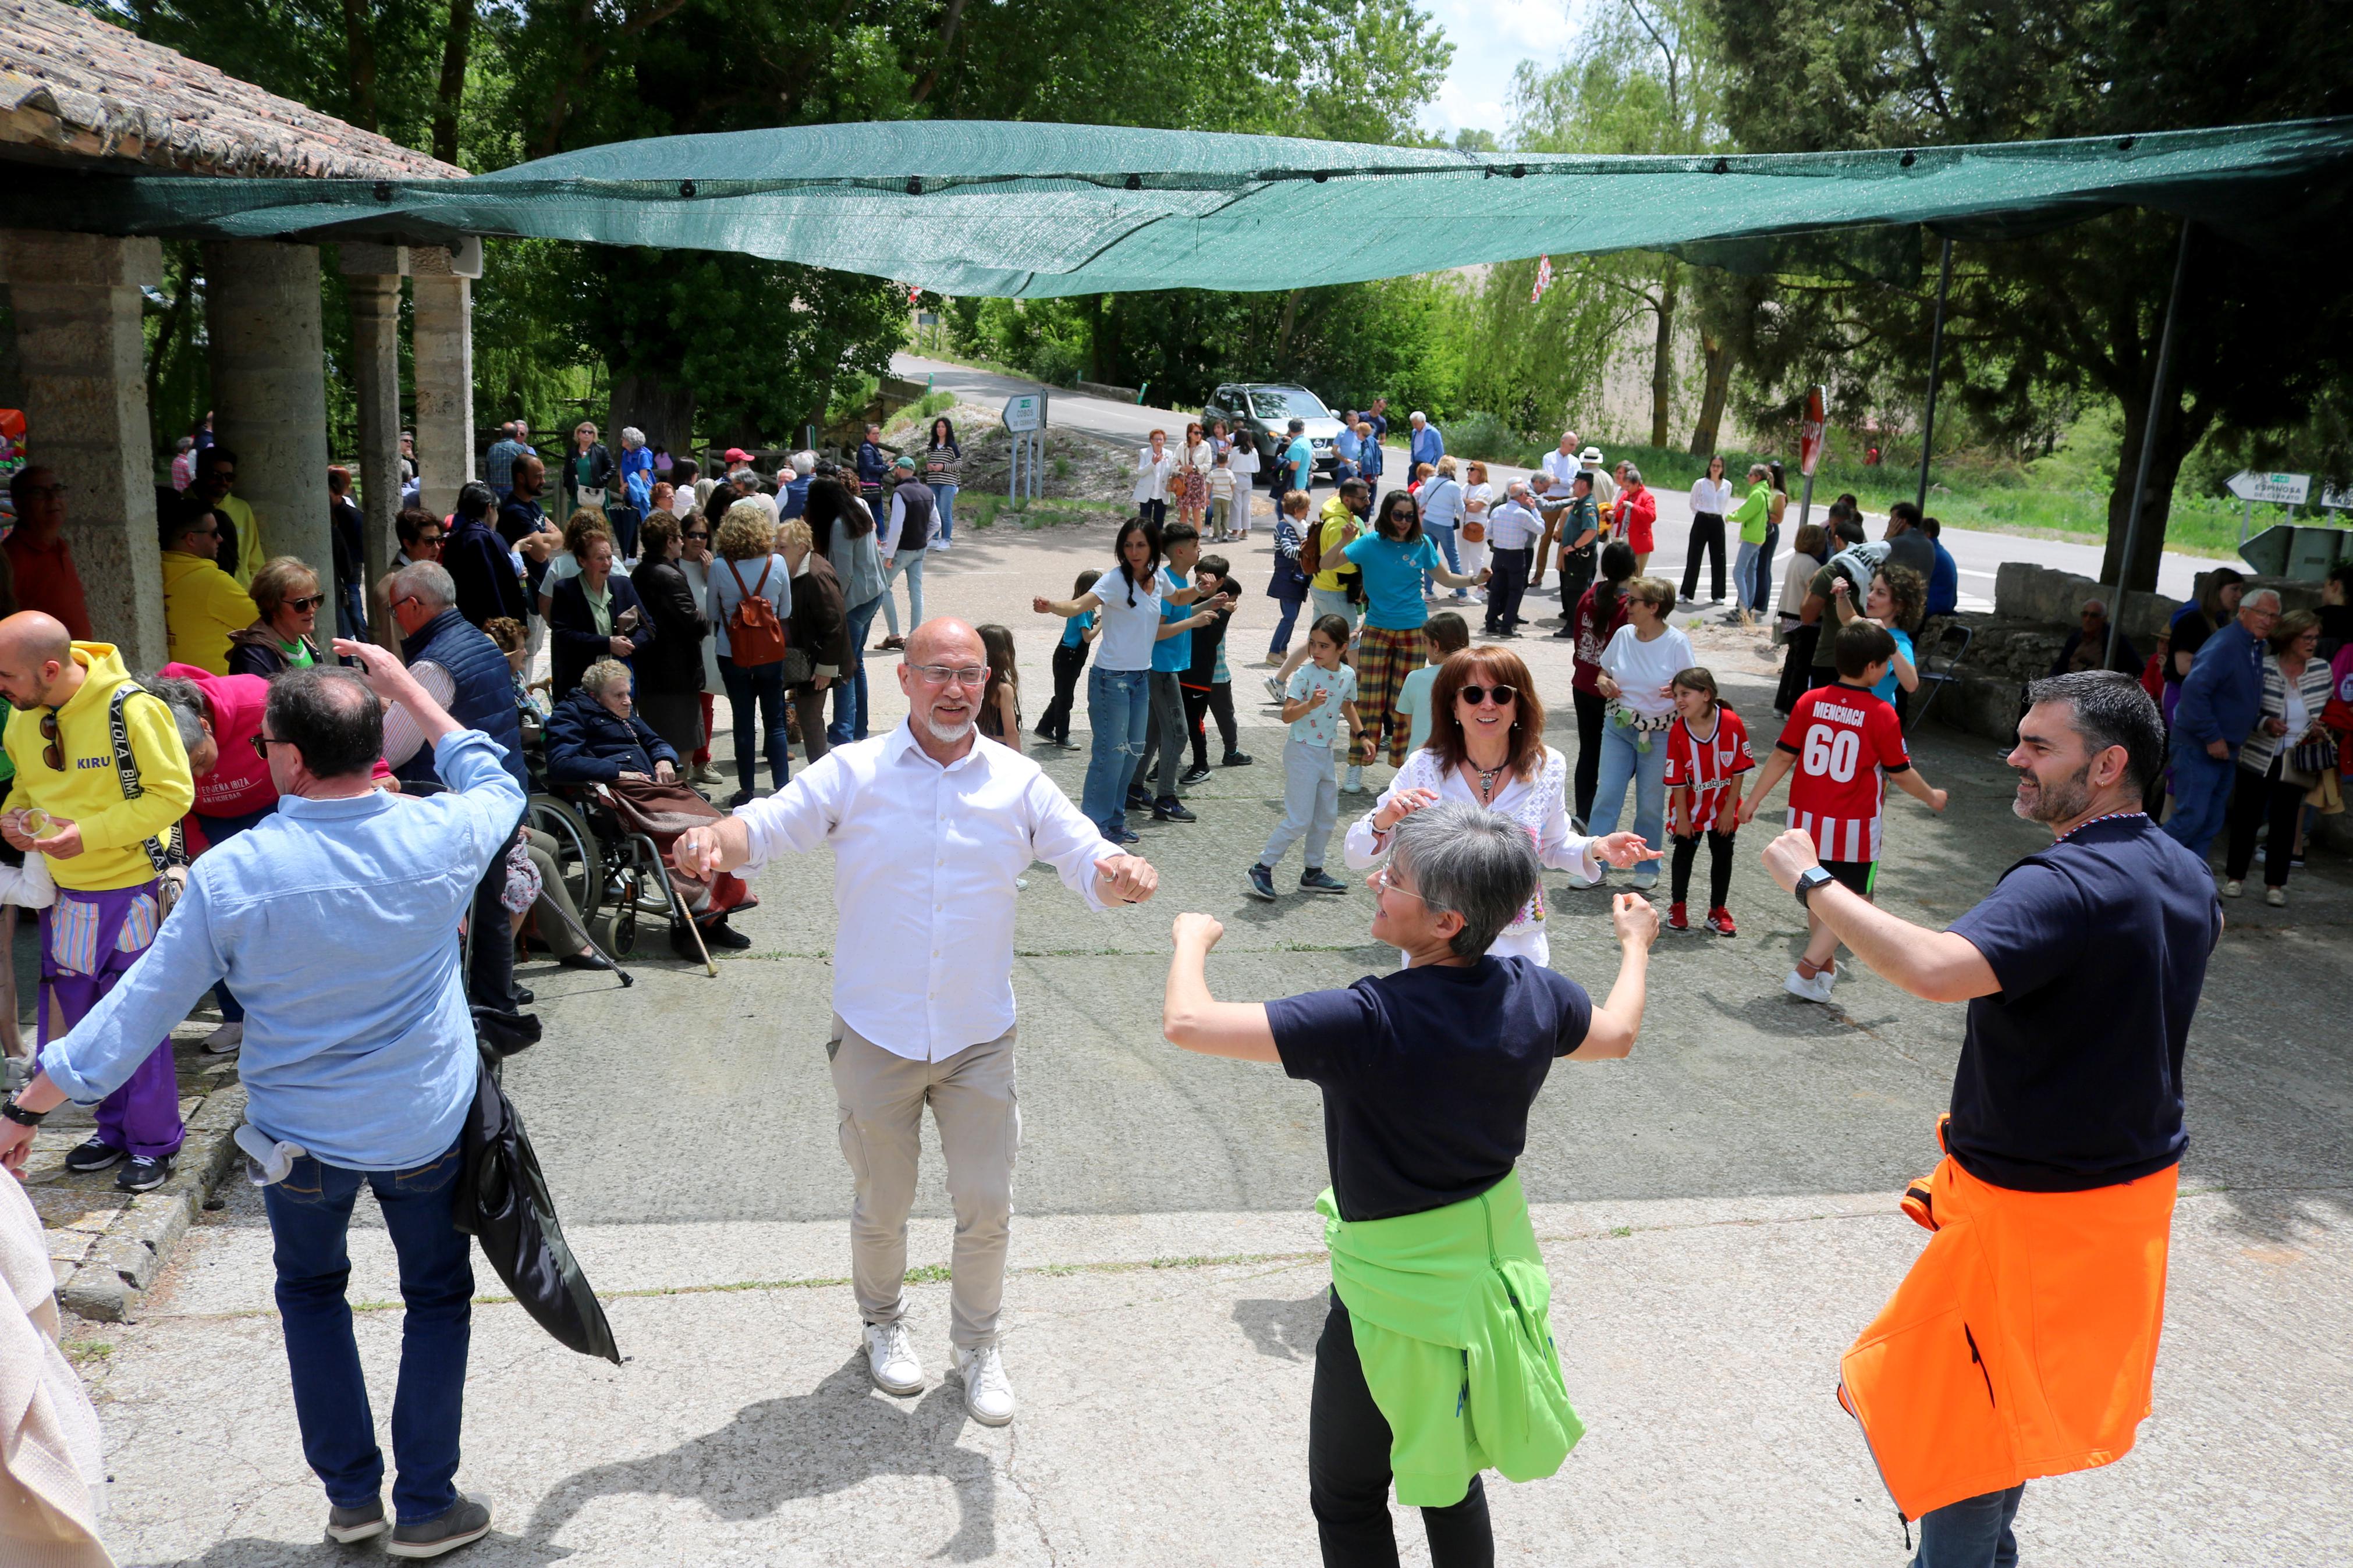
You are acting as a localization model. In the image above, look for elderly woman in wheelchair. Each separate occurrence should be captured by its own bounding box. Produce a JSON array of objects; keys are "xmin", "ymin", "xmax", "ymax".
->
[{"xmin": 544, "ymin": 659, "xmax": 754, "ymax": 959}]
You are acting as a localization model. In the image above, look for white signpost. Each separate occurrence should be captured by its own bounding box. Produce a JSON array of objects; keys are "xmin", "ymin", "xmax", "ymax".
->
[
  {"xmin": 2226, "ymin": 469, "xmax": 2312, "ymax": 544},
  {"xmin": 1003, "ymin": 393, "xmax": 1047, "ymax": 506}
]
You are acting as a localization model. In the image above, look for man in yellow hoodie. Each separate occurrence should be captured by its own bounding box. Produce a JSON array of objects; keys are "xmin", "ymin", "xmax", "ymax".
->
[
  {"xmin": 159, "ymin": 499, "xmax": 260, "ymax": 677},
  {"xmin": 189, "ymin": 447, "xmax": 265, "ymax": 588},
  {"xmin": 0, "ymin": 614, "xmax": 196, "ymax": 1192}
]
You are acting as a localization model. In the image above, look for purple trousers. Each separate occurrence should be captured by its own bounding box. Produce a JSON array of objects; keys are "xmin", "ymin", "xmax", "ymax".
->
[{"xmin": 39, "ymin": 881, "xmax": 184, "ymax": 1160}]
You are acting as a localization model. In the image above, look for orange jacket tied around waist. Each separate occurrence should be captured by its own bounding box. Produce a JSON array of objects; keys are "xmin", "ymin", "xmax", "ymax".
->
[{"xmin": 1838, "ymin": 1124, "xmax": 2177, "ymax": 1523}]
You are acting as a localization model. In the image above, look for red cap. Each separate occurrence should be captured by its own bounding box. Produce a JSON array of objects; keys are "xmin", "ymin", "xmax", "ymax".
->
[{"xmin": 723, "ymin": 447, "xmax": 751, "ymax": 463}]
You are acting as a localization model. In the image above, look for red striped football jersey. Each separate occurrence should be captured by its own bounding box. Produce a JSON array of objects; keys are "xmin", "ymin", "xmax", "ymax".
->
[{"xmin": 1774, "ymin": 684, "xmax": 1910, "ymax": 862}]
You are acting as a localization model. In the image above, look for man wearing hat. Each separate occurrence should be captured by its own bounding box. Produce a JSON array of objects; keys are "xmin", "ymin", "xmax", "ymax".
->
[
  {"xmin": 1578, "ymin": 445, "xmax": 1618, "ymax": 511},
  {"xmin": 879, "ymin": 454, "xmax": 935, "ymax": 651}
]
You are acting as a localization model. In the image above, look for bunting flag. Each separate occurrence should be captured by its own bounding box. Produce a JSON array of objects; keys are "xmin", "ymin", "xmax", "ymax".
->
[{"xmin": 1530, "ymin": 254, "xmax": 1554, "ymax": 303}]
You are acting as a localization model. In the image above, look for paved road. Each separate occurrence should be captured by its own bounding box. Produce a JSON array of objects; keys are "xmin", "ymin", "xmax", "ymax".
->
[{"xmin": 897, "ymin": 351, "xmax": 2217, "ymax": 610}]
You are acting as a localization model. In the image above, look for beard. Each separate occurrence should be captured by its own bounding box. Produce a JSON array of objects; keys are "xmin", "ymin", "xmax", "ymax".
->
[
  {"xmin": 921, "ymin": 712, "xmax": 976, "ymax": 745},
  {"xmin": 2013, "ymin": 760, "xmax": 2093, "ymax": 824}
]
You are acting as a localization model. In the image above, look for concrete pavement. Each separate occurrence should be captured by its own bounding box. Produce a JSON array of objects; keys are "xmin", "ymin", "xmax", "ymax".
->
[{"xmin": 63, "ymin": 514, "xmax": 2352, "ymax": 1565}]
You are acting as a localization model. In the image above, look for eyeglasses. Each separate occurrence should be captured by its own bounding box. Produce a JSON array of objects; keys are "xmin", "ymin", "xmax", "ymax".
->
[
  {"xmin": 284, "ymin": 594, "xmax": 326, "ymax": 614},
  {"xmin": 1456, "ymin": 684, "xmax": 1518, "ymax": 707},
  {"xmin": 1370, "ymin": 865, "xmax": 1425, "ymax": 902},
  {"xmin": 204, "ymin": 470, "xmax": 236, "ymax": 483},
  {"xmin": 39, "ymin": 711, "xmax": 62, "ymax": 771},
  {"xmin": 185, "ymin": 523, "xmax": 219, "ymax": 538},
  {"xmin": 908, "ymin": 663, "xmax": 988, "ymax": 688},
  {"xmin": 684, "ymin": 531, "xmax": 709, "ymax": 541},
  {"xmin": 250, "ymin": 732, "xmax": 292, "ymax": 760}
]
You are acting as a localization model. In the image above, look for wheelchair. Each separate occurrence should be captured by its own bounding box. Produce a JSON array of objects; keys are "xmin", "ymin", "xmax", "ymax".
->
[{"xmin": 519, "ymin": 720, "xmax": 707, "ymax": 965}]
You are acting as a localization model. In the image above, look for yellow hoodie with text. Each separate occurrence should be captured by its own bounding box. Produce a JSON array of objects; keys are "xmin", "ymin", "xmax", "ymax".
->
[
  {"xmin": 160, "ymin": 550, "xmax": 259, "ymax": 676},
  {"xmin": 2, "ymin": 643, "xmax": 196, "ymax": 891}
]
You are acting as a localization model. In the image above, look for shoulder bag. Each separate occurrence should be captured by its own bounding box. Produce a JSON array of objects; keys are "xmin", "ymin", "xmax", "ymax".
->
[{"xmin": 109, "ymin": 687, "xmax": 187, "ymax": 915}]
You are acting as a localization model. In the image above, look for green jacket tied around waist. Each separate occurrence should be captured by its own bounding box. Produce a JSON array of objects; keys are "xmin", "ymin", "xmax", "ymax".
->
[{"xmin": 1319, "ymin": 1167, "xmax": 1584, "ymax": 1506}]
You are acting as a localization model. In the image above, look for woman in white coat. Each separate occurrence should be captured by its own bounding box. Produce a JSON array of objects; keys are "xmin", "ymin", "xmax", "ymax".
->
[
  {"xmin": 1134, "ymin": 429, "xmax": 1176, "ymax": 531},
  {"xmin": 1225, "ymin": 425, "xmax": 1260, "ymax": 536},
  {"xmin": 1344, "ymin": 646, "xmax": 1656, "ymax": 966}
]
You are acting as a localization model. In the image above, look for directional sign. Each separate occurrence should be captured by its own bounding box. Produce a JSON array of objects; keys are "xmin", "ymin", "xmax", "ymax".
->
[
  {"xmin": 2226, "ymin": 470, "xmax": 2311, "ymax": 506},
  {"xmin": 1003, "ymin": 393, "xmax": 1045, "ymax": 433}
]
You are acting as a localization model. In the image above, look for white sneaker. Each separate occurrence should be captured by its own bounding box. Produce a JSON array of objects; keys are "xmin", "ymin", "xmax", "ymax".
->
[
  {"xmin": 1263, "ymin": 674, "xmax": 1286, "ymax": 703},
  {"xmin": 2221, "ymin": 879, "xmax": 2243, "ymax": 899},
  {"xmin": 1343, "ymin": 765, "xmax": 1365, "ymax": 794},
  {"xmin": 1783, "ymin": 966, "xmax": 1836, "ymax": 1005},
  {"xmin": 953, "ymin": 1343, "xmax": 1016, "ymax": 1426},
  {"xmin": 863, "ymin": 1321, "xmax": 924, "ymax": 1396},
  {"xmin": 2265, "ymin": 886, "xmax": 2286, "ymax": 908},
  {"xmin": 201, "ymin": 1021, "xmax": 243, "ymax": 1057}
]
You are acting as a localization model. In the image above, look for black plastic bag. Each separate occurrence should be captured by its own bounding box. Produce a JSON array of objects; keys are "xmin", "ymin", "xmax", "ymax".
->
[{"xmin": 453, "ymin": 1048, "xmax": 621, "ymax": 1363}]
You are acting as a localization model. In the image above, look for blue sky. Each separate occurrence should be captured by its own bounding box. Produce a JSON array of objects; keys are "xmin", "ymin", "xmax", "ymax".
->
[{"xmin": 1418, "ymin": 0, "xmax": 1580, "ymax": 144}]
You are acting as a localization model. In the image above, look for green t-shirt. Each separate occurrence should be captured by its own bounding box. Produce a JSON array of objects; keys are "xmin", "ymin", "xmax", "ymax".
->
[{"xmin": 278, "ymin": 637, "xmax": 315, "ymax": 669}]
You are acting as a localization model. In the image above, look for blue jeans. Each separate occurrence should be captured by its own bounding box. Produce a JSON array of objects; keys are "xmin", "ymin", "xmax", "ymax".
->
[
  {"xmin": 1269, "ymin": 595, "xmax": 1304, "ymax": 656},
  {"xmin": 337, "ymin": 582, "xmax": 370, "ymax": 643},
  {"xmin": 829, "ymin": 593, "xmax": 885, "ymax": 746},
  {"xmin": 2162, "ymin": 739, "xmax": 2235, "ymax": 859},
  {"xmin": 194, "ymin": 805, "xmax": 276, "ymax": 1022},
  {"xmin": 1749, "ymin": 523, "xmax": 1780, "ymax": 611},
  {"xmin": 1082, "ymin": 666, "xmax": 1154, "ymax": 835},
  {"xmin": 879, "ymin": 549, "xmax": 926, "ymax": 637},
  {"xmin": 264, "ymin": 1136, "xmax": 472, "ymax": 1525},
  {"xmin": 719, "ymin": 655, "xmax": 789, "ymax": 794},
  {"xmin": 1912, "ymin": 1485, "xmax": 2024, "ymax": 1568},
  {"xmin": 1589, "ymin": 719, "xmax": 1667, "ymax": 886},
  {"xmin": 1732, "ymin": 540, "xmax": 1761, "ymax": 611},
  {"xmin": 1423, "ymin": 522, "xmax": 1461, "ymax": 595},
  {"xmin": 929, "ymin": 483, "xmax": 957, "ymax": 543}
]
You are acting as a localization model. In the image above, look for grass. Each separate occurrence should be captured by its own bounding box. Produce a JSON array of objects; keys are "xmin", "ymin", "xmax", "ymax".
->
[{"xmin": 961, "ymin": 495, "xmax": 1120, "ymax": 533}]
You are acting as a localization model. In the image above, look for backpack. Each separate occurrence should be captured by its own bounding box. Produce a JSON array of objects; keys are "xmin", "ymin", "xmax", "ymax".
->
[
  {"xmin": 1297, "ymin": 515, "xmax": 1325, "ymax": 579},
  {"xmin": 723, "ymin": 559, "xmax": 789, "ymax": 667}
]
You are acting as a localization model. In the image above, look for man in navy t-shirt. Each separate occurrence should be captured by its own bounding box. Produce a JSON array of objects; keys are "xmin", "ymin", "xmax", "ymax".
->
[{"xmin": 1760, "ymin": 670, "xmax": 2219, "ymax": 1564}]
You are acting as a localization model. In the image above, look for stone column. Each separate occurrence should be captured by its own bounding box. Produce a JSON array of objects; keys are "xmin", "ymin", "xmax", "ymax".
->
[
  {"xmin": 411, "ymin": 247, "xmax": 475, "ymax": 517},
  {"xmin": 0, "ymin": 233, "xmax": 168, "ymax": 666},
  {"xmin": 203, "ymin": 240, "xmax": 331, "ymax": 582},
  {"xmin": 339, "ymin": 245, "xmax": 407, "ymax": 599}
]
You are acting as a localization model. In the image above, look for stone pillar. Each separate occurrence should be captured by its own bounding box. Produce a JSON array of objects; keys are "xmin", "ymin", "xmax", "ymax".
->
[
  {"xmin": 203, "ymin": 240, "xmax": 331, "ymax": 582},
  {"xmin": 0, "ymin": 233, "xmax": 168, "ymax": 666},
  {"xmin": 411, "ymin": 247, "xmax": 475, "ymax": 517},
  {"xmin": 339, "ymin": 244, "xmax": 407, "ymax": 599}
]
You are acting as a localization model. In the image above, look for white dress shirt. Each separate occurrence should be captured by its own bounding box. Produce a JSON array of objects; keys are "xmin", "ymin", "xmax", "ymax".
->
[
  {"xmin": 1689, "ymin": 476, "xmax": 1734, "ymax": 515},
  {"xmin": 1540, "ymin": 449, "xmax": 1581, "ymax": 496},
  {"xmin": 736, "ymin": 722, "xmax": 1122, "ymax": 1061}
]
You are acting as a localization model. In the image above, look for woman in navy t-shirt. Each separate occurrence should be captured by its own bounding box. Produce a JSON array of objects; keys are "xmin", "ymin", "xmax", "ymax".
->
[{"xmin": 1160, "ymin": 801, "xmax": 1659, "ymax": 1567}]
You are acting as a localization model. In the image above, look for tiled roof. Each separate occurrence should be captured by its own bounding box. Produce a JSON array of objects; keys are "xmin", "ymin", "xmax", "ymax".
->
[{"xmin": 0, "ymin": 0, "xmax": 463, "ymax": 180}]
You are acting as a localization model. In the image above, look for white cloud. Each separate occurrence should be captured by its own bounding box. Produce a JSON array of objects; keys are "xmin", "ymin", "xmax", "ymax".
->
[{"xmin": 1418, "ymin": 0, "xmax": 1590, "ymax": 141}]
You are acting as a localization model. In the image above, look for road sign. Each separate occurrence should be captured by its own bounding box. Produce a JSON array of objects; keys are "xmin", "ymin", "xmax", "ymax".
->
[
  {"xmin": 2225, "ymin": 470, "xmax": 2311, "ymax": 506},
  {"xmin": 1003, "ymin": 394, "xmax": 1045, "ymax": 433},
  {"xmin": 1798, "ymin": 385, "xmax": 1827, "ymax": 477}
]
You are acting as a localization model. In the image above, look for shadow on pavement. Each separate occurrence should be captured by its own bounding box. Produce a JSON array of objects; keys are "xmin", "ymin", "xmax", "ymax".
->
[{"xmin": 522, "ymin": 1353, "xmax": 996, "ymax": 1560}]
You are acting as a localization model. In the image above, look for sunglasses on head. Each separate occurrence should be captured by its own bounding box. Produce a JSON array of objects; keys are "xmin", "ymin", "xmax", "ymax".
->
[{"xmin": 1456, "ymin": 684, "xmax": 1518, "ymax": 707}]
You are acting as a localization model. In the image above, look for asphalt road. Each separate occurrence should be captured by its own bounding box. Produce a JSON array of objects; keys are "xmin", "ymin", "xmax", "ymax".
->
[{"xmin": 895, "ymin": 351, "xmax": 2218, "ymax": 610}]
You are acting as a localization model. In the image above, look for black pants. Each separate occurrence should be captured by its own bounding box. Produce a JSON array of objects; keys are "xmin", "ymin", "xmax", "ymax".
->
[
  {"xmin": 2224, "ymin": 756, "xmax": 2302, "ymax": 888},
  {"xmin": 1186, "ymin": 682, "xmax": 1240, "ymax": 767},
  {"xmin": 1138, "ymin": 499, "xmax": 1167, "ymax": 531},
  {"xmin": 1311, "ymin": 1292, "xmax": 1492, "ymax": 1568},
  {"xmin": 1671, "ymin": 829, "xmax": 1736, "ymax": 908},
  {"xmin": 1038, "ymin": 641, "xmax": 1088, "ymax": 742},
  {"xmin": 1572, "ymin": 688, "xmax": 1608, "ymax": 823},
  {"xmin": 1775, "ymin": 624, "xmax": 1820, "ymax": 713},
  {"xmin": 1485, "ymin": 547, "xmax": 1532, "ymax": 634},
  {"xmin": 1681, "ymin": 512, "xmax": 1725, "ymax": 601},
  {"xmin": 1557, "ymin": 544, "xmax": 1596, "ymax": 625},
  {"xmin": 468, "ymin": 821, "xmax": 521, "ymax": 1011}
]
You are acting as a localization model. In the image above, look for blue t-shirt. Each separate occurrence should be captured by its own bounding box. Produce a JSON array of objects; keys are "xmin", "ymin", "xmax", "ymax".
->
[
  {"xmin": 1151, "ymin": 566, "xmax": 1191, "ymax": 674},
  {"xmin": 1268, "ymin": 956, "xmax": 1592, "ymax": 1221},
  {"xmin": 1943, "ymin": 814, "xmax": 2221, "ymax": 1192},
  {"xmin": 1927, "ymin": 541, "xmax": 1960, "ymax": 616},
  {"xmin": 1284, "ymin": 438, "xmax": 1315, "ymax": 492},
  {"xmin": 1059, "ymin": 609, "xmax": 1096, "ymax": 648},
  {"xmin": 1344, "ymin": 532, "xmax": 1443, "ymax": 631},
  {"xmin": 1871, "ymin": 627, "xmax": 1914, "ymax": 705},
  {"xmin": 1396, "ymin": 663, "xmax": 1440, "ymax": 753}
]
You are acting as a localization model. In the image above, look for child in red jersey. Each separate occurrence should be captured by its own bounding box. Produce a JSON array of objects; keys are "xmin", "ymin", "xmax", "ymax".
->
[
  {"xmin": 1662, "ymin": 666, "xmax": 1753, "ymax": 935},
  {"xmin": 1741, "ymin": 621, "xmax": 1947, "ymax": 1004}
]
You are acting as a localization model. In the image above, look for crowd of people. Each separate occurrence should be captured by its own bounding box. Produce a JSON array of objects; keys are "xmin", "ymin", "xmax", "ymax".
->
[{"xmin": 0, "ymin": 392, "xmax": 2324, "ymax": 1568}]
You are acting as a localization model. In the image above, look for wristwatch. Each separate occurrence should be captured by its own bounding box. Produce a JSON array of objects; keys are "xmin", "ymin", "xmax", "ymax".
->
[
  {"xmin": 1, "ymin": 1096, "xmax": 48, "ymax": 1128},
  {"xmin": 1793, "ymin": 865, "xmax": 1838, "ymax": 909}
]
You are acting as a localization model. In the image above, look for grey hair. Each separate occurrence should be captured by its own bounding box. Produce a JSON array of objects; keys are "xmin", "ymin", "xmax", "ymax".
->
[
  {"xmin": 1386, "ymin": 801, "xmax": 1541, "ymax": 959},
  {"xmin": 1621, "ymin": 463, "xmax": 1642, "ymax": 485},
  {"xmin": 391, "ymin": 559, "xmax": 456, "ymax": 610},
  {"xmin": 580, "ymin": 658, "xmax": 633, "ymax": 696},
  {"xmin": 2244, "ymin": 588, "xmax": 2283, "ymax": 612},
  {"xmin": 620, "ymin": 426, "xmax": 645, "ymax": 448},
  {"xmin": 139, "ymin": 674, "xmax": 210, "ymax": 753},
  {"xmin": 2022, "ymin": 670, "xmax": 2164, "ymax": 804}
]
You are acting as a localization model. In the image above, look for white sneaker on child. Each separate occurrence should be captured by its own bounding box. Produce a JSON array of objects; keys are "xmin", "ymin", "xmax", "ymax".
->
[{"xmin": 1783, "ymin": 966, "xmax": 1836, "ymax": 1005}]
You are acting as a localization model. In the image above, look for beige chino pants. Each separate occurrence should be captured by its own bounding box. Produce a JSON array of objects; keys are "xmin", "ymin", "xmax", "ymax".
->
[{"xmin": 828, "ymin": 1017, "xmax": 1020, "ymax": 1350}]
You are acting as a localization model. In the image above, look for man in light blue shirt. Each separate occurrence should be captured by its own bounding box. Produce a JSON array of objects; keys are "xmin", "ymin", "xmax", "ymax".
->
[
  {"xmin": 1333, "ymin": 417, "xmax": 1362, "ymax": 481},
  {"xmin": 0, "ymin": 652, "xmax": 523, "ymax": 1558},
  {"xmin": 1408, "ymin": 410, "xmax": 1444, "ymax": 474},
  {"xmin": 1283, "ymin": 417, "xmax": 1316, "ymax": 497}
]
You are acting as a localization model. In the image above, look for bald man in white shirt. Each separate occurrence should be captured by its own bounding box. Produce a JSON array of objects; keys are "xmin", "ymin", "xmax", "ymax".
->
[{"xmin": 677, "ymin": 618, "xmax": 1156, "ymax": 1427}]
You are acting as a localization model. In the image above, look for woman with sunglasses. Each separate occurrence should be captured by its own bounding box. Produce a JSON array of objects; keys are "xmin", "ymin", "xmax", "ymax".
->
[
  {"xmin": 1345, "ymin": 648, "xmax": 1656, "ymax": 966},
  {"xmin": 227, "ymin": 557, "xmax": 327, "ymax": 677},
  {"xmin": 1163, "ymin": 802, "xmax": 1658, "ymax": 1568}
]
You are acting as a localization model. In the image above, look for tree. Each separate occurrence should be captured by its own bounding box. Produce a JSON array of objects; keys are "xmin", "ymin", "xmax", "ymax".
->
[
  {"xmin": 1709, "ymin": 0, "xmax": 2353, "ymax": 591},
  {"xmin": 1509, "ymin": 0, "xmax": 1728, "ymax": 447}
]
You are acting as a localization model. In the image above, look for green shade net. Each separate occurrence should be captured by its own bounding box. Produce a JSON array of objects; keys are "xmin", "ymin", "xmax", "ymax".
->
[{"xmin": 26, "ymin": 117, "xmax": 2353, "ymax": 296}]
